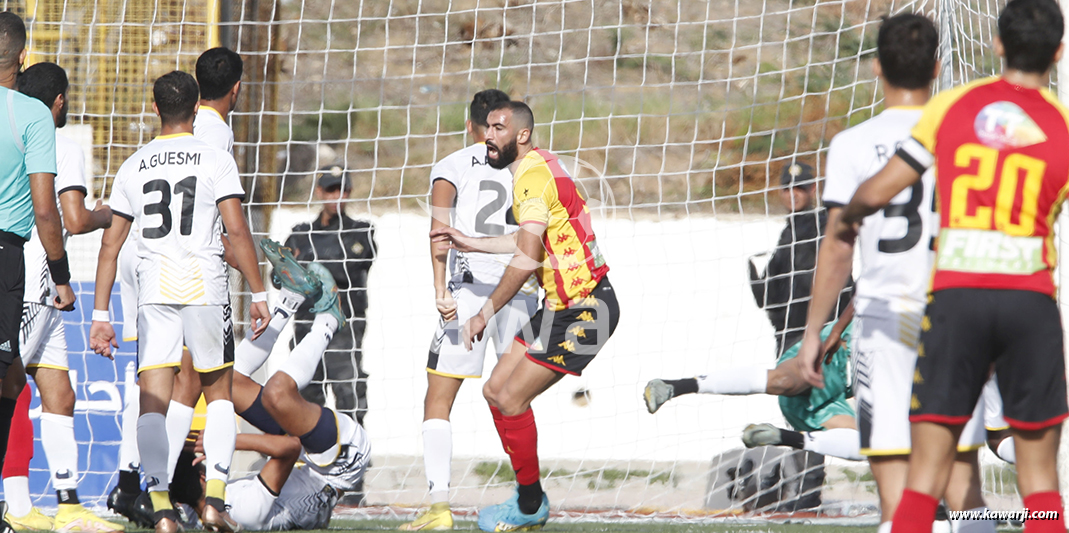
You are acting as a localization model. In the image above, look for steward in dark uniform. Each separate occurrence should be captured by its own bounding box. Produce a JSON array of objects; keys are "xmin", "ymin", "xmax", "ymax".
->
[{"xmin": 285, "ymin": 165, "xmax": 376, "ymax": 424}]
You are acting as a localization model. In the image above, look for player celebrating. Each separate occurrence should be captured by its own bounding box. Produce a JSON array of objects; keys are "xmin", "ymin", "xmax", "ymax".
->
[
  {"xmin": 432, "ymin": 101, "xmax": 620, "ymax": 532},
  {"xmin": 821, "ymin": 1, "xmax": 1068, "ymax": 531},
  {"xmin": 89, "ymin": 71, "xmax": 269, "ymax": 533},
  {"xmin": 399, "ymin": 90, "xmax": 539, "ymax": 531},
  {"xmin": 0, "ymin": 62, "xmax": 119, "ymax": 532}
]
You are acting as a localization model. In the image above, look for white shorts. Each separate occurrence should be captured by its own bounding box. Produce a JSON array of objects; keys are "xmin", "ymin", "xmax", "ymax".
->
[
  {"xmin": 982, "ymin": 374, "xmax": 1009, "ymax": 432},
  {"xmin": 226, "ymin": 467, "xmax": 335, "ymax": 531},
  {"xmin": 19, "ymin": 303, "xmax": 68, "ymax": 370},
  {"xmin": 226, "ymin": 476, "xmax": 276, "ymax": 531},
  {"xmin": 302, "ymin": 410, "xmax": 371, "ymax": 492},
  {"xmin": 426, "ymin": 282, "xmax": 538, "ymax": 379},
  {"xmin": 119, "ymin": 241, "xmax": 139, "ymax": 342},
  {"xmin": 137, "ymin": 304, "xmax": 234, "ymax": 374},
  {"xmin": 854, "ymin": 308, "xmax": 985, "ymax": 456}
]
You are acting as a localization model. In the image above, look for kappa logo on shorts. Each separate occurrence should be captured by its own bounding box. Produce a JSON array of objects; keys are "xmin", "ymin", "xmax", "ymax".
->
[
  {"xmin": 548, "ymin": 355, "xmax": 566, "ymax": 366},
  {"xmin": 913, "ymin": 369, "xmax": 924, "ymax": 384},
  {"xmin": 568, "ymin": 325, "xmax": 586, "ymax": 338},
  {"xmin": 576, "ymin": 311, "xmax": 595, "ymax": 323},
  {"xmin": 557, "ymin": 340, "xmax": 576, "ymax": 353},
  {"xmin": 911, "ymin": 394, "xmax": 921, "ymax": 410}
]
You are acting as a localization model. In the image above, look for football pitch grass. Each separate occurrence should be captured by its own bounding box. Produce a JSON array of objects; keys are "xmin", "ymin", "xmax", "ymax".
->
[{"xmin": 119, "ymin": 519, "xmax": 1029, "ymax": 532}]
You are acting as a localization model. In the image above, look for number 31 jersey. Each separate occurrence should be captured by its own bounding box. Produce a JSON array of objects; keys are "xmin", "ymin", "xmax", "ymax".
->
[
  {"xmin": 109, "ymin": 132, "xmax": 245, "ymax": 306},
  {"xmin": 824, "ymin": 107, "xmax": 935, "ymax": 311},
  {"xmin": 430, "ymin": 142, "xmax": 518, "ymax": 285}
]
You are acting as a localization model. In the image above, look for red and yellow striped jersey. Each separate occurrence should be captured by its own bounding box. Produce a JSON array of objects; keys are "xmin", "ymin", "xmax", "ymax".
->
[
  {"xmin": 907, "ymin": 77, "xmax": 1069, "ymax": 297},
  {"xmin": 513, "ymin": 148, "xmax": 609, "ymax": 310}
]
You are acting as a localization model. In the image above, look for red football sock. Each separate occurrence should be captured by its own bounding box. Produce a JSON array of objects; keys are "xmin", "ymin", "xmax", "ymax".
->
[
  {"xmin": 489, "ymin": 406, "xmax": 507, "ymax": 453},
  {"xmin": 1022, "ymin": 491, "xmax": 1064, "ymax": 533},
  {"xmin": 495, "ymin": 408, "xmax": 540, "ymax": 485},
  {"xmin": 890, "ymin": 490, "xmax": 938, "ymax": 533},
  {"xmin": 3, "ymin": 385, "xmax": 34, "ymax": 478}
]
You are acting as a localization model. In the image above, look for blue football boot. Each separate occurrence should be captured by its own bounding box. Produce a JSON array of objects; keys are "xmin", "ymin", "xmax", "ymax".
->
[
  {"xmin": 259, "ymin": 238, "xmax": 322, "ymax": 299},
  {"xmin": 477, "ymin": 492, "xmax": 549, "ymax": 532},
  {"xmin": 305, "ymin": 262, "xmax": 344, "ymax": 333}
]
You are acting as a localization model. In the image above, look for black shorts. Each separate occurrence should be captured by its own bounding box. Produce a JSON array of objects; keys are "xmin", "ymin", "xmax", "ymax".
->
[
  {"xmin": 516, "ymin": 276, "xmax": 620, "ymax": 376},
  {"xmin": 912, "ymin": 288, "xmax": 1068, "ymax": 431},
  {"xmin": 0, "ymin": 236, "xmax": 25, "ymax": 377}
]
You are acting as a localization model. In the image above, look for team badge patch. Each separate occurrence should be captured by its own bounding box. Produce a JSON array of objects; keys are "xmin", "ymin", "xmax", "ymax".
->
[{"xmin": 974, "ymin": 101, "xmax": 1047, "ymax": 149}]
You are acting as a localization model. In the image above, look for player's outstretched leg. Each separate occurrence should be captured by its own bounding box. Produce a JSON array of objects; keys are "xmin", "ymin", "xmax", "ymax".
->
[
  {"xmin": 742, "ymin": 422, "xmax": 863, "ymax": 461},
  {"xmin": 645, "ymin": 367, "xmax": 769, "ymax": 414},
  {"xmin": 2, "ymin": 384, "xmax": 53, "ymax": 532}
]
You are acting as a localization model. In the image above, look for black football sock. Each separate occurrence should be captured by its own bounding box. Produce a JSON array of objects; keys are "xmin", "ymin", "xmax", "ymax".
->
[
  {"xmin": 57, "ymin": 489, "xmax": 79, "ymax": 505},
  {"xmin": 780, "ymin": 429, "xmax": 805, "ymax": 450},
  {"xmin": 665, "ymin": 378, "xmax": 698, "ymax": 396},
  {"xmin": 517, "ymin": 480, "xmax": 543, "ymax": 515},
  {"xmin": 119, "ymin": 470, "xmax": 141, "ymax": 493}
]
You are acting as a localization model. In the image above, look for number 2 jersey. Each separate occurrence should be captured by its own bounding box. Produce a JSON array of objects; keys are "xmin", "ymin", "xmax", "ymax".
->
[
  {"xmin": 824, "ymin": 107, "xmax": 935, "ymax": 312},
  {"xmin": 109, "ymin": 133, "xmax": 244, "ymax": 306},
  {"xmin": 898, "ymin": 77, "xmax": 1069, "ymax": 297}
]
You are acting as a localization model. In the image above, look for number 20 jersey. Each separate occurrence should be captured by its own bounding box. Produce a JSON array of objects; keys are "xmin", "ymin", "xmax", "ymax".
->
[
  {"xmin": 824, "ymin": 107, "xmax": 935, "ymax": 311},
  {"xmin": 109, "ymin": 132, "xmax": 245, "ymax": 306},
  {"xmin": 899, "ymin": 77, "xmax": 1069, "ymax": 297}
]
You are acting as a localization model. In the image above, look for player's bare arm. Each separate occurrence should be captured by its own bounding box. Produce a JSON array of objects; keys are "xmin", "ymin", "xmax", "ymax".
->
[
  {"xmin": 430, "ymin": 178, "xmax": 458, "ymax": 321},
  {"xmin": 430, "ymin": 225, "xmax": 518, "ymax": 255},
  {"xmin": 218, "ymin": 197, "xmax": 270, "ymax": 338},
  {"xmin": 822, "ymin": 299, "xmax": 854, "ymax": 363},
  {"xmin": 29, "ymin": 170, "xmax": 76, "ymax": 311},
  {"xmin": 59, "ymin": 192, "xmax": 112, "ymax": 235},
  {"xmin": 464, "ymin": 222, "xmax": 544, "ymax": 350},
  {"xmin": 840, "ymin": 155, "xmax": 922, "ymax": 230},
  {"xmin": 89, "ymin": 214, "xmax": 132, "ymax": 359},
  {"xmin": 797, "ymin": 207, "xmax": 855, "ymax": 388}
]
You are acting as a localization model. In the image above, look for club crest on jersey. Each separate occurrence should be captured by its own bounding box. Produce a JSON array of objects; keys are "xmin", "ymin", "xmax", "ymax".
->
[{"xmin": 974, "ymin": 101, "xmax": 1047, "ymax": 150}]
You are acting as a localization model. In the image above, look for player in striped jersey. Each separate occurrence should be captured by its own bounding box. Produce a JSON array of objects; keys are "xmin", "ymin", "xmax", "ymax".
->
[
  {"xmin": 0, "ymin": 62, "xmax": 120, "ymax": 533},
  {"xmin": 400, "ymin": 90, "xmax": 539, "ymax": 531},
  {"xmin": 90, "ymin": 71, "xmax": 269, "ymax": 533},
  {"xmin": 432, "ymin": 101, "xmax": 620, "ymax": 531},
  {"xmin": 820, "ymin": 1, "xmax": 1068, "ymax": 531}
]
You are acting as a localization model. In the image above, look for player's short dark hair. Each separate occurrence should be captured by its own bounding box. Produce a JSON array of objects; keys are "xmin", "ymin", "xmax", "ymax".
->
[
  {"xmin": 16, "ymin": 62, "xmax": 68, "ymax": 108},
  {"xmin": 153, "ymin": 71, "xmax": 200, "ymax": 125},
  {"xmin": 470, "ymin": 89, "xmax": 510, "ymax": 128},
  {"xmin": 877, "ymin": 13, "xmax": 939, "ymax": 90},
  {"xmin": 488, "ymin": 100, "xmax": 535, "ymax": 132},
  {"xmin": 0, "ymin": 12, "xmax": 26, "ymax": 70},
  {"xmin": 169, "ymin": 451, "xmax": 205, "ymax": 507},
  {"xmin": 196, "ymin": 47, "xmax": 243, "ymax": 101},
  {"xmin": 999, "ymin": 0, "xmax": 1064, "ymax": 74}
]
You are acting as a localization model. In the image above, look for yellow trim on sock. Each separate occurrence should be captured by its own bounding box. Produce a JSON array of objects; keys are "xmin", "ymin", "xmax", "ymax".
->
[
  {"xmin": 150, "ymin": 491, "xmax": 173, "ymax": 511},
  {"xmin": 206, "ymin": 479, "xmax": 226, "ymax": 501}
]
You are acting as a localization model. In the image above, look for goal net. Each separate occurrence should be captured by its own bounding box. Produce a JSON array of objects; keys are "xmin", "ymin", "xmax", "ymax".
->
[{"xmin": 5, "ymin": 0, "xmax": 1042, "ymax": 523}]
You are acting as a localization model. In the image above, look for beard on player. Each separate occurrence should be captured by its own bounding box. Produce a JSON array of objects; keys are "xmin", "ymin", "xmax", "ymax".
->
[
  {"xmin": 57, "ymin": 94, "xmax": 69, "ymax": 128},
  {"xmin": 487, "ymin": 137, "xmax": 519, "ymax": 169}
]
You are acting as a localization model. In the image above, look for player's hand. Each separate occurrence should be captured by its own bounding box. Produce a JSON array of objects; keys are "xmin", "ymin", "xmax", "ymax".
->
[
  {"xmin": 192, "ymin": 430, "xmax": 205, "ymax": 456},
  {"xmin": 821, "ymin": 330, "xmax": 844, "ymax": 365},
  {"xmin": 797, "ymin": 333, "xmax": 825, "ymax": 389},
  {"xmin": 249, "ymin": 300, "xmax": 271, "ymax": 340},
  {"xmin": 89, "ymin": 320, "xmax": 118, "ymax": 360},
  {"xmin": 831, "ymin": 216, "xmax": 861, "ymax": 244},
  {"xmin": 463, "ymin": 313, "xmax": 488, "ymax": 351},
  {"xmin": 94, "ymin": 200, "xmax": 113, "ymax": 228},
  {"xmin": 436, "ymin": 291, "xmax": 457, "ymax": 321},
  {"xmin": 53, "ymin": 284, "xmax": 76, "ymax": 312},
  {"xmin": 430, "ymin": 226, "xmax": 479, "ymax": 253}
]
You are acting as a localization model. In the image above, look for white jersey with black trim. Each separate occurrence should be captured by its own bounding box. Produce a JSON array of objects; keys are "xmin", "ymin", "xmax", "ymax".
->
[
  {"xmin": 431, "ymin": 142, "xmax": 533, "ymax": 290},
  {"xmin": 24, "ymin": 132, "xmax": 87, "ymax": 304},
  {"xmin": 301, "ymin": 411, "xmax": 370, "ymax": 492},
  {"xmin": 108, "ymin": 133, "xmax": 244, "ymax": 306},
  {"xmin": 823, "ymin": 107, "xmax": 936, "ymax": 312},
  {"xmin": 193, "ymin": 107, "xmax": 234, "ymax": 155},
  {"xmin": 265, "ymin": 466, "xmax": 338, "ymax": 530}
]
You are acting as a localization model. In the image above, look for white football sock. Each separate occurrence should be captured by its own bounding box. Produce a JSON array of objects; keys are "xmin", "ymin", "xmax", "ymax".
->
[
  {"xmin": 3, "ymin": 476, "xmax": 32, "ymax": 517},
  {"xmin": 279, "ymin": 320, "xmax": 334, "ymax": 389},
  {"xmin": 119, "ymin": 382, "xmax": 141, "ymax": 472},
  {"xmin": 952, "ymin": 507, "xmax": 996, "ymax": 533},
  {"xmin": 423, "ymin": 419, "xmax": 452, "ymax": 504},
  {"xmin": 876, "ymin": 522, "xmax": 891, "ymax": 533},
  {"xmin": 996, "ymin": 438, "xmax": 1015, "ymax": 464},
  {"xmin": 165, "ymin": 400, "xmax": 196, "ymax": 483},
  {"xmin": 203, "ymin": 400, "xmax": 237, "ymax": 483},
  {"xmin": 137, "ymin": 413, "xmax": 169, "ymax": 492},
  {"xmin": 696, "ymin": 368, "xmax": 767, "ymax": 395},
  {"xmin": 313, "ymin": 309, "xmax": 339, "ymax": 335},
  {"xmin": 234, "ymin": 296, "xmax": 302, "ymax": 377},
  {"xmin": 39, "ymin": 413, "xmax": 79, "ymax": 491},
  {"xmin": 802, "ymin": 428, "xmax": 863, "ymax": 461}
]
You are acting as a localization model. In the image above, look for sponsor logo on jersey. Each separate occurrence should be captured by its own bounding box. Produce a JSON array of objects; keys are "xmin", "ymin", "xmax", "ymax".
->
[
  {"xmin": 937, "ymin": 228, "xmax": 1044, "ymax": 275},
  {"xmin": 974, "ymin": 101, "xmax": 1047, "ymax": 150}
]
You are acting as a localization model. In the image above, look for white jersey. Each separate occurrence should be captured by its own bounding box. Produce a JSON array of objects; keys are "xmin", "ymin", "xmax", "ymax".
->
[
  {"xmin": 431, "ymin": 142, "xmax": 520, "ymax": 286},
  {"xmin": 23, "ymin": 132, "xmax": 87, "ymax": 304},
  {"xmin": 301, "ymin": 411, "xmax": 370, "ymax": 492},
  {"xmin": 193, "ymin": 107, "xmax": 234, "ymax": 155},
  {"xmin": 226, "ymin": 466, "xmax": 337, "ymax": 531},
  {"xmin": 823, "ymin": 107, "xmax": 936, "ymax": 313},
  {"xmin": 108, "ymin": 133, "xmax": 244, "ymax": 306}
]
